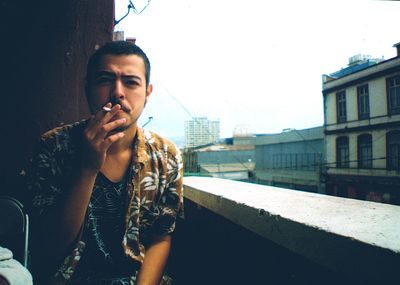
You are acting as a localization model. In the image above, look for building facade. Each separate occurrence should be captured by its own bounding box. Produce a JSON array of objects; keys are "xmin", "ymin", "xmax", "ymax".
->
[
  {"xmin": 183, "ymin": 143, "xmax": 255, "ymax": 181},
  {"xmin": 254, "ymin": 127, "xmax": 324, "ymax": 193},
  {"xmin": 322, "ymin": 45, "xmax": 400, "ymax": 205},
  {"xmin": 184, "ymin": 117, "xmax": 220, "ymax": 148}
]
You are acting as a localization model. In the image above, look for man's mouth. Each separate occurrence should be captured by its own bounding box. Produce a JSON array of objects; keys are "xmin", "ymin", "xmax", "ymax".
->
[
  {"xmin": 102, "ymin": 104, "xmax": 131, "ymax": 113},
  {"xmin": 120, "ymin": 105, "xmax": 131, "ymax": 113}
]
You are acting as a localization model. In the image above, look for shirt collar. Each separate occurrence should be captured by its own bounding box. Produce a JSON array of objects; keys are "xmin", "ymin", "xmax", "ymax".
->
[{"xmin": 135, "ymin": 127, "xmax": 149, "ymax": 164}]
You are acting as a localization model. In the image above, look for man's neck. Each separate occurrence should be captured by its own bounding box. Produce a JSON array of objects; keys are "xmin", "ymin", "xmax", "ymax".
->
[
  {"xmin": 108, "ymin": 124, "xmax": 138, "ymax": 155},
  {"xmin": 102, "ymin": 125, "xmax": 137, "ymax": 182}
]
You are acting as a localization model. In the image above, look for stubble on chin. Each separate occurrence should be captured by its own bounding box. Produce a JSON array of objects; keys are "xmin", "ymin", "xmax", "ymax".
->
[
  {"xmin": 108, "ymin": 120, "xmax": 133, "ymax": 134},
  {"xmin": 107, "ymin": 116, "xmax": 139, "ymax": 136},
  {"xmin": 108, "ymin": 125, "xmax": 128, "ymax": 135}
]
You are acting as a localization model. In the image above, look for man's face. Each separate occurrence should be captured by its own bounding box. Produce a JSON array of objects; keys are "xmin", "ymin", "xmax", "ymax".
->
[{"xmin": 87, "ymin": 54, "xmax": 152, "ymax": 132}]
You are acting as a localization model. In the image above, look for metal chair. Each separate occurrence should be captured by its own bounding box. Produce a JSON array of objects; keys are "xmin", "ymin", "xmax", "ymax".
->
[{"xmin": 0, "ymin": 196, "xmax": 29, "ymax": 268}]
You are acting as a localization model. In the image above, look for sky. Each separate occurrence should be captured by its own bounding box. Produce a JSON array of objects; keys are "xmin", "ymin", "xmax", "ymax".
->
[{"xmin": 114, "ymin": 0, "xmax": 400, "ymax": 139}]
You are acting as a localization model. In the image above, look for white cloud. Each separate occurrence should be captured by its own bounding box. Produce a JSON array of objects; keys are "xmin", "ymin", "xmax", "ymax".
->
[{"xmin": 116, "ymin": 0, "xmax": 400, "ymax": 137}]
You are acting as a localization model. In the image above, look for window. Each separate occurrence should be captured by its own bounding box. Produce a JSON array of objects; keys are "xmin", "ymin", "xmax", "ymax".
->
[
  {"xmin": 387, "ymin": 131, "xmax": 400, "ymax": 170},
  {"xmin": 358, "ymin": 134, "xmax": 372, "ymax": 168},
  {"xmin": 336, "ymin": 136, "xmax": 349, "ymax": 168},
  {"xmin": 387, "ymin": 75, "xmax": 400, "ymax": 115},
  {"xmin": 336, "ymin": 91, "xmax": 347, "ymax": 123},
  {"xmin": 357, "ymin": 84, "xmax": 370, "ymax": 119}
]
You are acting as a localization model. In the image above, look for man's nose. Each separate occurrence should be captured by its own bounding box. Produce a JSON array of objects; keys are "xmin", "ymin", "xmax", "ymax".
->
[{"xmin": 111, "ymin": 79, "xmax": 125, "ymax": 100}]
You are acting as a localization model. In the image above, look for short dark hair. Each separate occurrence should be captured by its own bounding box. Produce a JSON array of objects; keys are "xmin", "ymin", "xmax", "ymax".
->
[{"xmin": 86, "ymin": 41, "xmax": 151, "ymax": 88}]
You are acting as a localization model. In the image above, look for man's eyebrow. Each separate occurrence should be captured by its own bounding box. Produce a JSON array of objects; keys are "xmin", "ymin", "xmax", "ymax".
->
[
  {"xmin": 95, "ymin": 70, "xmax": 116, "ymax": 77},
  {"xmin": 121, "ymin": 75, "xmax": 142, "ymax": 82},
  {"xmin": 94, "ymin": 71, "xmax": 142, "ymax": 82}
]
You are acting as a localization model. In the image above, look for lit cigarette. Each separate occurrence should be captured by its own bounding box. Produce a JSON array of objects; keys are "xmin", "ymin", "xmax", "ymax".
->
[{"xmin": 102, "ymin": 106, "xmax": 112, "ymax": 112}]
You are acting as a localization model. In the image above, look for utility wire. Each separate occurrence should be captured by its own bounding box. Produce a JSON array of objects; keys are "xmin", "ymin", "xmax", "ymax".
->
[
  {"xmin": 159, "ymin": 85, "xmax": 400, "ymax": 174},
  {"xmin": 270, "ymin": 155, "xmax": 398, "ymax": 171},
  {"xmin": 161, "ymin": 85, "xmax": 252, "ymax": 172},
  {"xmin": 114, "ymin": 0, "xmax": 152, "ymax": 26},
  {"xmin": 130, "ymin": 0, "xmax": 152, "ymax": 15}
]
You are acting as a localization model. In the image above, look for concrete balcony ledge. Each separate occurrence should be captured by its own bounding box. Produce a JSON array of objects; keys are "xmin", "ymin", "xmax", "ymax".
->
[{"xmin": 182, "ymin": 176, "xmax": 400, "ymax": 283}]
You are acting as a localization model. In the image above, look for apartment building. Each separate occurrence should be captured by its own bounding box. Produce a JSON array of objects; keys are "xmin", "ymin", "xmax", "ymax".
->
[
  {"xmin": 184, "ymin": 117, "xmax": 220, "ymax": 148},
  {"xmin": 322, "ymin": 43, "xmax": 400, "ymax": 205}
]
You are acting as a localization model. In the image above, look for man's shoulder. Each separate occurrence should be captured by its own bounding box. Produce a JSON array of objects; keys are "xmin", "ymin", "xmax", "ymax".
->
[
  {"xmin": 38, "ymin": 120, "xmax": 86, "ymax": 153},
  {"xmin": 41, "ymin": 120, "xmax": 86, "ymax": 141},
  {"xmin": 139, "ymin": 128, "xmax": 181, "ymax": 155}
]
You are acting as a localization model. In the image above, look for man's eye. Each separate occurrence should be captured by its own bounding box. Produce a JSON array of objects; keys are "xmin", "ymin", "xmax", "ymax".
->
[
  {"xmin": 125, "ymin": 79, "xmax": 139, "ymax": 86},
  {"xmin": 96, "ymin": 77, "xmax": 113, "ymax": 84}
]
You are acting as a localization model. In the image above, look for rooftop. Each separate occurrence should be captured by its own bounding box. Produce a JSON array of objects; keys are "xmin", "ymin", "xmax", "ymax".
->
[{"xmin": 255, "ymin": 126, "xmax": 324, "ymax": 145}]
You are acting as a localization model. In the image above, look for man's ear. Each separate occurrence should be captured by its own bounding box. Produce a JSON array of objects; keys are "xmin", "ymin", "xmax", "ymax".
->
[{"xmin": 145, "ymin": 84, "xmax": 153, "ymax": 105}]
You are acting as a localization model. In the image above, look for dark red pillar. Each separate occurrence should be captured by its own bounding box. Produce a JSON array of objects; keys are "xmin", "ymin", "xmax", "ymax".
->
[{"xmin": 0, "ymin": 0, "xmax": 114, "ymax": 201}]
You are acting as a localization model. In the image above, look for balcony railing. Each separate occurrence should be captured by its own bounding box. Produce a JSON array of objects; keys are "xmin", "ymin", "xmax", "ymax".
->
[{"xmin": 169, "ymin": 177, "xmax": 400, "ymax": 285}]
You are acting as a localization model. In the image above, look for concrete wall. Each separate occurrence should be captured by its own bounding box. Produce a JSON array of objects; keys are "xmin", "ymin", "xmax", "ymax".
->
[
  {"xmin": 171, "ymin": 199, "xmax": 343, "ymax": 285},
  {"xmin": 370, "ymin": 78, "xmax": 388, "ymax": 117},
  {"xmin": 174, "ymin": 177, "xmax": 400, "ymax": 284}
]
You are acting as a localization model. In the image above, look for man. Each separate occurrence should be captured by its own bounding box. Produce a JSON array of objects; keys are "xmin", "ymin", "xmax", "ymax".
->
[{"xmin": 27, "ymin": 41, "xmax": 183, "ymax": 284}]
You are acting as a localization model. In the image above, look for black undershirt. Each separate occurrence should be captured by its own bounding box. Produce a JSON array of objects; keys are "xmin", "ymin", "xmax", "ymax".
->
[{"xmin": 71, "ymin": 172, "xmax": 140, "ymax": 282}]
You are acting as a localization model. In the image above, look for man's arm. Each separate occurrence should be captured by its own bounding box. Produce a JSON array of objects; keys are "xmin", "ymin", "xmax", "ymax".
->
[
  {"xmin": 30, "ymin": 105, "xmax": 127, "ymax": 269},
  {"xmin": 136, "ymin": 235, "xmax": 171, "ymax": 285},
  {"xmin": 37, "ymin": 170, "xmax": 97, "ymax": 262},
  {"xmin": 135, "ymin": 139, "xmax": 183, "ymax": 285}
]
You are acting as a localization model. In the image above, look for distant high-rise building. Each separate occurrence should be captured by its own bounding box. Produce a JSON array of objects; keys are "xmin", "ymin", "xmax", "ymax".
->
[{"xmin": 185, "ymin": 117, "xmax": 220, "ymax": 148}]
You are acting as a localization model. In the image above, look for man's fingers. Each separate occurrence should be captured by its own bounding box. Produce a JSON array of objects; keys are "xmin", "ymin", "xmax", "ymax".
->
[
  {"xmin": 101, "ymin": 132, "xmax": 125, "ymax": 150},
  {"xmin": 100, "ymin": 104, "xmax": 121, "ymax": 121},
  {"xmin": 93, "ymin": 118, "xmax": 126, "ymax": 141},
  {"xmin": 86, "ymin": 104, "xmax": 123, "ymax": 137},
  {"xmin": 88, "ymin": 104, "xmax": 121, "ymax": 127},
  {"xmin": 81, "ymin": 104, "xmax": 125, "ymax": 171}
]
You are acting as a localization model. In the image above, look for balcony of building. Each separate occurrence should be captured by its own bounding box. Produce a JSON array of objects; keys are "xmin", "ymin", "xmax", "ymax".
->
[
  {"xmin": 1, "ymin": 2, "xmax": 399, "ymax": 284},
  {"xmin": 168, "ymin": 176, "xmax": 400, "ymax": 285},
  {"xmin": 326, "ymin": 166, "xmax": 400, "ymax": 178}
]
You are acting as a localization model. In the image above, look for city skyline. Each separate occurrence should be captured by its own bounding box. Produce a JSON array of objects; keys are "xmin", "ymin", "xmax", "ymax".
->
[{"xmin": 115, "ymin": 0, "xmax": 400, "ymax": 139}]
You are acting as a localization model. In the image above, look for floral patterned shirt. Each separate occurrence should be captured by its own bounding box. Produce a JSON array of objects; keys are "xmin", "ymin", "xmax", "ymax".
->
[{"xmin": 27, "ymin": 120, "xmax": 183, "ymax": 284}]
